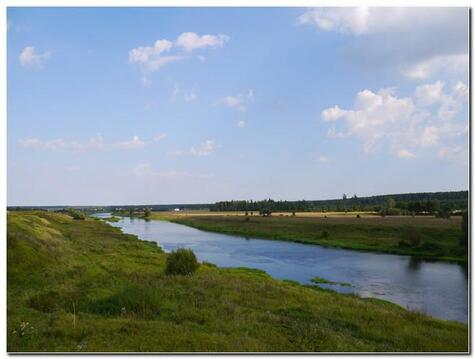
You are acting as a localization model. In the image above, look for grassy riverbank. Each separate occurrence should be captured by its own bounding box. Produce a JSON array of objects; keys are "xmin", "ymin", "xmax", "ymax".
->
[
  {"xmin": 8, "ymin": 211, "xmax": 467, "ymax": 352},
  {"xmin": 156, "ymin": 213, "xmax": 466, "ymax": 262}
]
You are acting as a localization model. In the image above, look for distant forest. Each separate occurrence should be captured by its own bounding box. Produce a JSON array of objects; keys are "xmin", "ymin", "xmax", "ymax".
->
[
  {"xmin": 209, "ymin": 191, "xmax": 469, "ymax": 214},
  {"xmin": 7, "ymin": 190, "xmax": 468, "ymax": 215}
]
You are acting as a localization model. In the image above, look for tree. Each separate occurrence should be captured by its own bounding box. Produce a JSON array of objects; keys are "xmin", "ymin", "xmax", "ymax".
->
[
  {"xmin": 386, "ymin": 197, "xmax": 396, "ymax": 209},
  {"xmin": 144, "ymin": 207, "xmax": 152, "ymax": 218}
]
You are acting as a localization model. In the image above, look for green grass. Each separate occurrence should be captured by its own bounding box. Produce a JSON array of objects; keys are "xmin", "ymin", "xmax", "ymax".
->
[
  {"xmin": 311, "ymin": 277, "xmax": 351, "ymax": 287},
  {"xmin": 102, "ymin": 216, "xmax": 121, "ymax": 223},
  {"xmin": 7, "ymin": 211, "xmax": 467, "ymax": 352},
  {"xmin": 165, "ymin": 215, "xmax": 466, "ymax": 262}
]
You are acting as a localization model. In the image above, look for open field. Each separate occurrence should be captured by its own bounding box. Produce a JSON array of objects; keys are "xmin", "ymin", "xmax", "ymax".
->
[
  {"xmin": 151, "ymin": 210, "xmax": 379, "ymax": 218},
  {"xmin": 152, "ymin": 212, "xmax": 466, "ymax": 262},
  {"xmin": 7, "ymin": 211, "xmax": 468, "ymax": 352}
]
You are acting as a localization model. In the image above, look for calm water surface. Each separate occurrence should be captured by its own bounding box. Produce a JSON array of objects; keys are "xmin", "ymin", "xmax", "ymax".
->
[{"xmin": 97, "ymin": 214, "xmax": 468, "ymax": 323}]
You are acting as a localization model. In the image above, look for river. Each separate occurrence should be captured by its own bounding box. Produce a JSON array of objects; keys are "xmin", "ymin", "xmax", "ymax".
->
[{"xmin": 96, "ymin": 214, "xmax": 468, "ymax": 323}]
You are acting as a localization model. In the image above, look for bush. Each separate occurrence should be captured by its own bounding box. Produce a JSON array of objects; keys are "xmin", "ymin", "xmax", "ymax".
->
[
  {"xmin": 405, "ymin": 228, "xmax": 422, "ymax": 248},
  {"xmin": 436, "ymin": 208, "xmax": 451, "ymax": 219},
  {"xmin": 321, "ymin": 231, "xmax": 329, "ymax": 238},
  {"xmin": 165, "ymin": 248, "xmax": 199, "ymax": 276},
  {"xmin": 67, "ymin": 209, "xmax": 86, "ymax": 220},
  {"xmin": 356, "ymin": 214, "xmax": 361, "ymax": 218}
]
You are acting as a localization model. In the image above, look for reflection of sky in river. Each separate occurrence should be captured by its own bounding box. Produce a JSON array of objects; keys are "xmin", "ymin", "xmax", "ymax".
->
[{"xmin": 99, "ymin": 214, "xmax": 468, "ymax": 323}]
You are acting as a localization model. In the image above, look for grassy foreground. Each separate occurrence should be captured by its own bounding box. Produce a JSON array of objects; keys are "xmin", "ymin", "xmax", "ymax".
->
[
  {"xmin": 160, "ymin": 214, "xmax": 466, "ymax": 261},
  {"xmin": 8, "ymin": 211, "xmax": 467, "ymax": 352}
]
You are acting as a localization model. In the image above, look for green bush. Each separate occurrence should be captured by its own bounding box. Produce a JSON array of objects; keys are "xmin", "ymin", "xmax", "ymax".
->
[
  {"xmin": 398, "ymin": 229, "xmax": 422, "ymax": 249},
  {"xmin": 67, "ymin": 209, "xmax": 86, "ymax": 220},
  {"xmin": 321, "ymin": 231, "xmax": 329, "ymax": 239},
  {"xmin": 165, "ymin": 248, "xmax": 199, "ymax": 276}
]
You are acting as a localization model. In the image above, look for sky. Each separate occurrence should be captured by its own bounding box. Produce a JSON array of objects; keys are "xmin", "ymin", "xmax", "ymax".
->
[{"xmin": 7, "ymin": 7, "xmax": 469, "ymax": 206}]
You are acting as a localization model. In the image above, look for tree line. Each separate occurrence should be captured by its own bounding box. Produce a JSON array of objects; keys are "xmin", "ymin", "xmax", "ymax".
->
[{"xmin": 210, "ymin": 191, "xmax": 468, "ymax": 215}]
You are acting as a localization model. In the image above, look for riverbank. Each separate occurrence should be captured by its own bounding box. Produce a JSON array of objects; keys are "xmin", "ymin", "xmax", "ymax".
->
[
  {"xmin": 152, "ymin": 213, "xmax": 467, "ymax": 262},
  {"xmin": 8, "ymin": 211, "xmax": 467, "ymax": 352}
]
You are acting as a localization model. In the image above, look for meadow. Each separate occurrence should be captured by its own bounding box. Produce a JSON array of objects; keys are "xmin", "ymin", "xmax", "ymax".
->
[
  {"xmin": 150, "ymin": 211, "xmax": 466, "ymax": 262},
  {"xmin": 7, "ymin": 211, "xmax": 468, "ymax": 352}
]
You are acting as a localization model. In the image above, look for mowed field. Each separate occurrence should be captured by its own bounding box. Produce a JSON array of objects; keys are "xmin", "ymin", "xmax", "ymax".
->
[
  {"xmin": 7, "ymin": 211, "xmax": 468, "ymax": 352},
  {"xmin": 150, "ymin": 212, "xmax": 465, "ymax": 261}
]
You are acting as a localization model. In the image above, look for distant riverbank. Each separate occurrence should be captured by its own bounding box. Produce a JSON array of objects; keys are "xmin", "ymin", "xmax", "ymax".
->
[{"xmin": 148, "ymin": 212, "xmax": 467, "ymax": 262}]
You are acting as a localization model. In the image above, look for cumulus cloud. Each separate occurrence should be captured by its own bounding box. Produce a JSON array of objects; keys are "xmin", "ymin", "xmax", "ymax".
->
[
  {"xmin": 299, "ymin": 8, "xmax": 468, "ymax": 79},
  {"xmin": 128, "ymin": 39, "xmax": 184, "ymax": 74},
  {"xmin": 190, "ymin": 139, "xmax": 216, "ymax": 156},
  {"xmin": 175, "ymin": 32, "xmax": 229, "ymax": 52},
  {"xmin": 321, "ymin": 81, "xmax": 468, "ymax": 159},
  {"xmin": 217, "ymin": 90, "xmax": 254, "ymax": 112},
  {"xmin": 128, "ymin": 32, "xmax": 229, "ymax": 82},
  {"xmin": 19, "ymin": 46, "xmax": 50, "ymax": 68},
  {"xmin": 18, "ymin": 134, "xmax": 163, "ymax": 152}
]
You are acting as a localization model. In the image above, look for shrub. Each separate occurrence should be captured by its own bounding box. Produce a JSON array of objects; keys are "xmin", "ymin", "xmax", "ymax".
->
[
  {"xmin": 321, "ymin": 231, "xmax": 329, "ymax": 239},
  {"xmin": 436, "ymin": 208, "xmax": 451, "ymax": 219},
  {"xmin": 165, "ymin": 248, "xmax": 199, "ymax": 276},
  {"xmin": 244, "ymin": 216, "xmax": 250, "ymax": 222},
  {"xmin": 405, "ymin": 228, "xmax": 422, "ymax": 248},
  {"xmin": 67, "ymin": 209, "xmax": 86, "ymax": 220},
  {"xmin": 356, "ymin": 214, "xmax": 361, "ymax": 218}
]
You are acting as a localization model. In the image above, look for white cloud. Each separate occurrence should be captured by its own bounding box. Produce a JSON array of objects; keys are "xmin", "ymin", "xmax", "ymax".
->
[
  {"xmin": 438, "ymin": 146, "xmax": 466, "ymax": 162},
  {"xmin": 111, "ymin": 136, "xmax": 149, "ymax": 149},
  {"xmin": 19, "ymin": 46, "xmax": 50, "ymax": 68},
  {"xmin": 128, "ymin": 39, "xmax": 184, "ymax": 73},
  {"xmin": 171, "ymin": 84, "xmax": 198, "ymax": 103},
  {"xmin": 217, "ymin": 90, "xmax": 254, "ymax": 112},
  {"xmin": 18, "ymin": 134, "xmax": 163, "ymax": 152},
  {"xmin": 176, "ymin": 32, "xmax": 229, "ymax": 52},
  {"xmin": 322, "ymin": 105, "xmax": 347, "ymax": 122},
  {"xmin": 326, "ymin": 127, "xmax": 349, "ymax": 139},
  {"xmin": 129, "ymin": 32, "xmax": 229, "ymax": 82},
  {"xmin": 190, "ymin": 139, "xmax": 216, "ymax": 156},
  {"xmin": 153, "ymin": 133, "xmax": 167, "ymax": 142},
  {"xmin": 321, "ymin": 81, "xmax": 468, "ymax": 159},
  {"xmin": 299, "ymin": 7, "xmax": 465, "ymax": 37},
  {"xmin": 299, "ymin": 8, "xmax": 468, "ymax": 80},
  {"xmin": 299, "ymin": 7, "xmax": 371, "ymax": 35},
  {"xmin": 318, "ymin": 155, "xmax": 330, "ymax": 163},
  {"xmin": 403, "ymin": 54, "xmax": 468, "ymax": 79},
  {"xmin": 394, "ymin": 149, "xmax": 415, "ymax": 159},
  {"xmin": 237, "ymin": 120, "xmax": 246, "ymax": 128}
]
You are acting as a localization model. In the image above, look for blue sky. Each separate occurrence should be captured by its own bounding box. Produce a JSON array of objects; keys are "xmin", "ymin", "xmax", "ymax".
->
[{"xmin": 7, "ymin": 7, "xmax": 469, "ymax": 206}]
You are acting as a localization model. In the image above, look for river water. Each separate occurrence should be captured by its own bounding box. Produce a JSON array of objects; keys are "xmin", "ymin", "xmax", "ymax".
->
[{"xmin": 96, "ymin": 214, "xmax": 468, "ymax": 323}]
